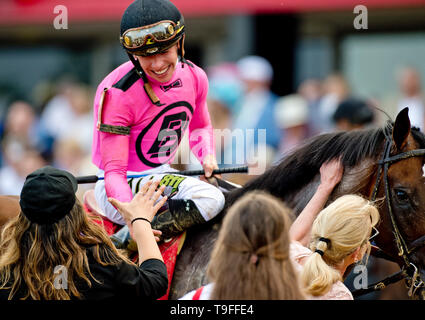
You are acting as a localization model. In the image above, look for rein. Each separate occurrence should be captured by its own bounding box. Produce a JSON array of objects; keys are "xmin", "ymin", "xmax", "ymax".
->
[{"xmin": 352, "ymin": 138, "xmax": 425, "ymax": 298}]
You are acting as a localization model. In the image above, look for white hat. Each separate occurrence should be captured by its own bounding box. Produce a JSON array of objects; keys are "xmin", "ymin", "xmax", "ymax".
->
[
  {"xmin": 237, "ymin": 55, "xmax": 273, "ymax": 82},
  {"xmin": 275, "ymin": 94, "xmax": 309, "ymax": 129}
]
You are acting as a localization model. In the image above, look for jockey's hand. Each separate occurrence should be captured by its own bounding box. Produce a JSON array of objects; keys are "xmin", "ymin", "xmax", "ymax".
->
[
  {"xmin": 108, "ymin": 180, "xmax": 168, "ymax": 226},
  {"xmin": 201, "ymin": 154, "xmax": 221, "ymax": 182},
  {"xmin": 319, "ymin": 158, "xmax": 344, "ymax": 191}
]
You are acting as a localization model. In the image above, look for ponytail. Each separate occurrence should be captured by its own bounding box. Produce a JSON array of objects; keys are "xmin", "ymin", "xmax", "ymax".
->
[{"xmin": 300, "ymin": 240, "xmax": 340, "ymax": 296}]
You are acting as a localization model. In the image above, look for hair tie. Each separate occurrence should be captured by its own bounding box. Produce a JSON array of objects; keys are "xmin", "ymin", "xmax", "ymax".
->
[
  {"xmin": 319, "ymin": 237, "xmax": 331, "ymax": 245},
  {"xmin": 315, "ymin": 249, "xmax": 325, "ymax": 256},
  {"xmin": 250, "ymin": 254, "xmax": 259, "ymax": 265}
]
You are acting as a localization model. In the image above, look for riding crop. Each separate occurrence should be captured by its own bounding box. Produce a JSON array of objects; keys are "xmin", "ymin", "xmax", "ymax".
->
[{"xmin": 76, "ymin": 166, "xmax": 249, "ymax": 184}]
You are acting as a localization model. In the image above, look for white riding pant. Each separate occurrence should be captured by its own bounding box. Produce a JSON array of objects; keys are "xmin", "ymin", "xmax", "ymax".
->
[{"xmin": 94, "ymin": 164, "xmax": 225, "ymax": 226}]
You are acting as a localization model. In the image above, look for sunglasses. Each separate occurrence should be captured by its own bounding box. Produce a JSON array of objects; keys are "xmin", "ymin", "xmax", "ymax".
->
[
  {"xmin": 369, "ymin": 226, "xmax": 380, "ymax": 242},
  {"xmin": 121, "ymin": 20, "xmax": 184, "ymax": 50}
]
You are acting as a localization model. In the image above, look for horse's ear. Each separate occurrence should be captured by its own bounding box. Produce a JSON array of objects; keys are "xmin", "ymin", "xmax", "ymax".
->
[{"xmin": 392, "ymin": 107, "xmax": 411, "ymax": 151}]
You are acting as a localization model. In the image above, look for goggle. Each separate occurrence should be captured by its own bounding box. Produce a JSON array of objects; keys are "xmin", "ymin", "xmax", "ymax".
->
[
  {"xmin": 120, "ymin": 20, "xmax": 184, "ymax": 50},
  {"xmin": 369, "ymin": 226, "xmax": 380, "ymax": 242}
]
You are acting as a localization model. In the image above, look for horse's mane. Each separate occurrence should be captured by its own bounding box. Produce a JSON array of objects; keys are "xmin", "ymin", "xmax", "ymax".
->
[
  {"xmin": 411, "ymin": 126, "xmax": 425, "ymax": 149},
  {"xmin": 225, "ymin": 122, "xmax": 396, "ymax": 209}
]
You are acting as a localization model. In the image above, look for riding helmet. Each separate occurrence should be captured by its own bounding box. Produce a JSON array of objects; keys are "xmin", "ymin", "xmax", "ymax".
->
[
  {"xmin": 119, "ymin": 0, "xmax": 188, "ymax": 105},
  {"xmin": 120, "ymin": 0, "xmax": 185, "ymax": 57}
]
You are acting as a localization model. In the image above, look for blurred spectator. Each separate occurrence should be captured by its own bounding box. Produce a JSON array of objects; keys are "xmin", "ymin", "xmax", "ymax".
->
[
  {"xmin": 396, "ymin": 67, "xmax": 425, "ymax": 130},
  {"xmin": 274, "ymin": 94, "xmax": 309, "ymax": 160},
  {"xmin": 207, "ymin": 64, "xmax": 243, "ymax": 168},
  {"xmin": 207, "ymin": 87, "xmax": 237, "ymax": 169},
  {"xmin": 207, "ymin": 62, "xmax": 243, "ymax": 118},
  {"xmin": 52, "ymin": 137, "xmax": 98, "ymax": 203},
  {"xmin": 0, "ymin": 137, "xmax": 46, "ymax": 195},
  {"xmin": 39, "ymin": 80, "xmax": 94, "ymax": 155},
  {"xmin": 333, "ymin": 98, "xmax": 375, "ymax": 131},
  {"xmin": 298, "ymin": 78, "xmax": 324, "ymax": 136},
  {"xmin": 53, "ymin": 138, "xmax": 88, "ymax": 175},
  {"xmin": 1, "ymin": 101, "xmax": 52, "ymax": 159},
  {"xmin": 31, "ymin": 80, "xmax": 56, "ymax": 115},
  {"xmin": 3, "ymin": 101, "xmax": 35, "ymax": 143},
  {"xmin": 226, "ymin": 55, "xmax": 281, "ymax": 175},
  {"xmin": 316, "ymin": 73, "xmax": 350, "ymax": 133},
  {"xmin": 207, "ymin": 94, "xmax": 233, "ymax": 132},
  {"xmin": 172, "ymin": 63, "xmax": 243, "ymax": 171}
]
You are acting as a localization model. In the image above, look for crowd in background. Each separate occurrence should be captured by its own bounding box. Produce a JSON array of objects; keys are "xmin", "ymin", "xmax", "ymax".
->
[
  {"xmin": 0, "ymin": 78, "xmax": 97, "ymax": 200},
  {"xmin": 0, "ymin": 56, "xmax": 423, "ymax": 198},
  {"xmin": 202, "ymin": 58, "xmax": 424, "ymax": 183}
]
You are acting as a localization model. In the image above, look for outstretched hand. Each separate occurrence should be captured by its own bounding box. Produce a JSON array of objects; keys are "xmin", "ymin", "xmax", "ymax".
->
[
  {"xmin": 319, "ymin": 158, "xmax": 344, "ymax": 191},
  {"xmin": 108, "ymin": 180, "xmax": 168, "ymax": 225},
  {"xmin": 109, "ymin": 180, "xmax": 167, "ymax": 265}
]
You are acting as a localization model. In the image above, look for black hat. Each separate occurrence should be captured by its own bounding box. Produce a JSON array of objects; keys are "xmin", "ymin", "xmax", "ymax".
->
[
  {"xmin": 20, "ymin": 166, "xmax": 78, "ymax": 225},
  {"xmin": 333, "ymin": 98, "xmax": 374, "ymax": 125}
]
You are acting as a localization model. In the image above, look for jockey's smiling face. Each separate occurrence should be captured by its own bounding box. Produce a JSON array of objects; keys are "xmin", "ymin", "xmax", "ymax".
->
[{"xmin": 135, "ymin": 44, "xmax": 179, "ymax": 83}]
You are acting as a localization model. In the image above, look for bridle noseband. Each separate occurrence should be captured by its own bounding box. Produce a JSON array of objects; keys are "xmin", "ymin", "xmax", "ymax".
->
[{"xmin": 354, "ymin": 137, "xmax": 425, "ymax": 298}]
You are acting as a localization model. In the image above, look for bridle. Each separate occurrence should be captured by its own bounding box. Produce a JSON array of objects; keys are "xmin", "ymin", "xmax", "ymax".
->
[{"xmin": 352, "ymin": 136, "xmax": 425, "ymax": 298}]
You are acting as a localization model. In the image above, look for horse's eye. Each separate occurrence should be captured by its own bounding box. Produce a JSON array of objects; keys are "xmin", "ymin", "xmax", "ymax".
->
[{"xmin": 394, "ymin": 189, "xmax": 409, "ymax": 204}]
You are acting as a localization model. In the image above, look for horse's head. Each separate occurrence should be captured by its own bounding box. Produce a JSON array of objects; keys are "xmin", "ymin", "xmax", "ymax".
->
[{"xmin": 373, "ymin": 107, "xmax": 425, "ymax": 298}]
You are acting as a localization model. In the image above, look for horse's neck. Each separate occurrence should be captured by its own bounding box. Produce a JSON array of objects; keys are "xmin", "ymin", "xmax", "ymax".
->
[
  {"xmin": 224, "ymin": 157, "xmax": 377, "ymax": 216},
  {"xmin": 283, "ymin": 158, "xmax": 377, "ymax": 216},
  {"xmin": 283, "ymin": 175, "xmax": 320, "ymax": 215}
]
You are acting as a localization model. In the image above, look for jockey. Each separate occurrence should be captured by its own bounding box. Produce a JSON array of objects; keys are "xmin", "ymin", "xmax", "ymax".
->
[{"xmin": 91, "ymin": 0, "xmax": 225, "ymax": 241}]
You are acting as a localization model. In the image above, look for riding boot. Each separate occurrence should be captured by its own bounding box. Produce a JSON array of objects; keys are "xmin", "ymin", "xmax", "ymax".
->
[{"xmin": 151, "ymin": 199, "xmax": 206, "ymax": 241}]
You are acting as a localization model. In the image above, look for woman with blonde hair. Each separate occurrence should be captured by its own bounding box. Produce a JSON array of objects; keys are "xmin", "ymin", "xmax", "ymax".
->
[
  {"xmin": 296, "ymin": 194, "xmax": 379, "ymax": 299},
  {"xmin": 288, "ymin": 158, "xmax": 380, "ymax": 299},
  {"xmin": 180, "ymin": 191, "xmax": 305, "ymax": 300},
  {"xmin": 0, "ymin": 166, "xmax": 168, "ymax": 300}
]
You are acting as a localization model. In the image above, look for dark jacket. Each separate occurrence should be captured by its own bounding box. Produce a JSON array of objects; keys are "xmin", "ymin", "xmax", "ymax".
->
[{"xmin": 0, "ymin": 246, "xmax": 168, "ymax": 300}]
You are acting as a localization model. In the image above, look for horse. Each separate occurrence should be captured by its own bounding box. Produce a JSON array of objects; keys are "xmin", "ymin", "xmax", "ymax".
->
[
  {"xmin": 168, "ymin": 107, "xmax": 425, "ymax": 300},
  {"xmin": 1, "ymin": 108, "xmax": 424, "ymax": 300}
]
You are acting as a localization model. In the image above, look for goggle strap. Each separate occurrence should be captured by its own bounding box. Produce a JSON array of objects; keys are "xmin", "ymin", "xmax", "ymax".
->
[
  {"xmin": 180, "ymin": 35, "xmax": 185, "ymax": 68},
  {"xmin": 181, "ymin": 34, "xmax": 185, "ymax": 57},
  {"xmin": 179, "ymin": 35, "xmax": 193, "ymax": 69},
  {"xmin": 143, "ymin": 82, "xmax": 163, "ymax": 106},
  {"xmin": 127, "ymin": 51, "xmax": 163, "ymax": 106}
]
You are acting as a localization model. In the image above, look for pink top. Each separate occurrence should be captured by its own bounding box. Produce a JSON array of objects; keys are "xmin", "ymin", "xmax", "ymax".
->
[
  {"xmin": 290, "ymin": 241, "xmax": 354, "ymax": 300},
  {"xmin": 92, "ymin": 60, "xmax": 215, "ymax": 203}
]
